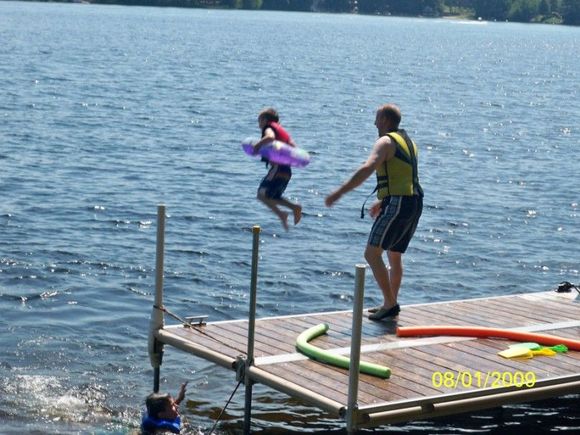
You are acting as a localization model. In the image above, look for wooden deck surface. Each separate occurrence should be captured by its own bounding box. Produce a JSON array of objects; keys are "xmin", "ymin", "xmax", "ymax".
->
[{"xmin": 156, "ymin": 290, "xmax": 580, "ymax": 427}]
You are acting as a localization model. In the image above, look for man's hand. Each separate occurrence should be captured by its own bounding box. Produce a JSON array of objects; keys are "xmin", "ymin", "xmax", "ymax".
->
[
  {"xmin": 369, "ymin": 200, "xmax": 382, "ymax": 219},
  {"xmin": 325, "ymin": 190, "xmax": 342, "ymax": 207}
]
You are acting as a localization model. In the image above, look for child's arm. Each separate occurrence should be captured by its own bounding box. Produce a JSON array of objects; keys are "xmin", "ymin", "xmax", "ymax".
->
[
  {"xmin": 175, "ymin": 381, "xmax": 188, "ymax": 405},
  {"xmin": 252, "ymin": 127, "xmax": 276, "ymax": 154}
]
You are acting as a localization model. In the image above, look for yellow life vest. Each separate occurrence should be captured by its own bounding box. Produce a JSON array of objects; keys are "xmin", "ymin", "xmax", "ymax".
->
[{"xmin": 376, "ymin": 129, "xmax": 422, "ymax": 199}]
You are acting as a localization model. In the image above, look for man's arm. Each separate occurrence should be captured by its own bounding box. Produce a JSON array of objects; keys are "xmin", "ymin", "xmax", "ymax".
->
[{"xmin": 325, "ymin": 136, "xmax": 395, "ymax": 207}]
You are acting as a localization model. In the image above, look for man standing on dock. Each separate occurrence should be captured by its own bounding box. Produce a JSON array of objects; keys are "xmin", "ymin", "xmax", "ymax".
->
[{"xmin": 325, "ymin": 104, "xmax": 423, "ymax": 321}]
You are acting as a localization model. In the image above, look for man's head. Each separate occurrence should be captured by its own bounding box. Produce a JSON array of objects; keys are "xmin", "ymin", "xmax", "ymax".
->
[
  {"xmin": 146, "ymin": 392, "xmax": 179, "ymax": 420},
  {"xmin": 375, "ymin": 104, "xmax": 401, "ymax": 134},
  {"xmin": 258, "ymin": 107, "xmax": 279, "ymax": 129}
]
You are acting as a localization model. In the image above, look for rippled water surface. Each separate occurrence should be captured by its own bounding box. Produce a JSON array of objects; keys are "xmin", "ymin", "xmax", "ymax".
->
[{"xmin": 1, "ymin": 2, "xmax": 579, "ymax": 433}]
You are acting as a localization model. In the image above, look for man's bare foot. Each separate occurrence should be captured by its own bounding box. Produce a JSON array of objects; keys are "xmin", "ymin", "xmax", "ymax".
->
[
  {"xmin": 280, "ymin": 211, "xmax": 289, "ymax": 231},
  {"xmin": 293, "ymin": 205, "xmax": 302, "ymax": 225}
]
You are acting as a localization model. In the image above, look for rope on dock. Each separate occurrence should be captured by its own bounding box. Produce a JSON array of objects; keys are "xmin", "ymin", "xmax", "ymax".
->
[
  {"xmin": 208, "ymin": 378, "xmax": 243, "ymax": 435},
  {"xmin": 153, "ymin": 304, "xmax": 249, "ymax": 356}
]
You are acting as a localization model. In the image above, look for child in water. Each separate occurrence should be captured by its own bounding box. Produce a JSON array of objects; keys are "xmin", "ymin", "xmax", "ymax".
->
[
  {"xmin": 141, "ymin": 382, "xmax": 187, "ymax": 434},
  {"xmin": 253, "ymin": 108, "xmax": 302, "ymax": 231}
]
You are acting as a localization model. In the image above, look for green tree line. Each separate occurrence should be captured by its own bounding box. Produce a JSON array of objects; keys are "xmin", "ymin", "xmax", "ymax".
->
[
  {"xmin": 468, "ymin": 0, "xmax": 580, "ymax": 24},
  {"xmin": 69, "ymin": 0, "xmax": 580, "ymax": 25}
]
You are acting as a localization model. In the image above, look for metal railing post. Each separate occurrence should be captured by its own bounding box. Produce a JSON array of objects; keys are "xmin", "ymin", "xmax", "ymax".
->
[
  {"xmin": 243, "ymin": 225, "xmax": 261, "ymax": 434},
  {"xmin": 148, "ymin": 204, "xmax": 166, "ymax": 392},
  {"xmin": 346, "ymin": 263, "xmax": 366, "ymax": 433}
]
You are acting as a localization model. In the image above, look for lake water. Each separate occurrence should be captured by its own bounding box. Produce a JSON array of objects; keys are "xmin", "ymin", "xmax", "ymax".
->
[{"xmin": 1, "ymin": 1, "xmax": 579, "ymax": 433}]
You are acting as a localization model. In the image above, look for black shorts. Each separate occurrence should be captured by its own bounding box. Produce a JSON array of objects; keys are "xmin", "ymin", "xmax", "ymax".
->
[
  {"xmin": 368, "ymin": 195, "xmax": 423, "ymax": 253},
  {"xmin": 258, "ymin": 164, "xmax": 292, "ymax": 200}
]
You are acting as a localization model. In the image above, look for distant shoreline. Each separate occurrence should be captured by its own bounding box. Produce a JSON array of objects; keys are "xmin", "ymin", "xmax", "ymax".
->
[{"xmin": 14, "ymin": 1, "xmax": 576, "ymax": 26}]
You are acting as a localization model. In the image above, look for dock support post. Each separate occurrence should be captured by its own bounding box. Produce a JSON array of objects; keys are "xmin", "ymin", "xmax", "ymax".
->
[
  {"xmin": 243, "ymin": 225, "xmax": 261, "ymax": 435},
  {"xmin": 346, "ymin": 264, "xmax": 366, "ymax": 433},
  {"xmin": 148, "ymin": 204, "xmax": 166, "ymax": 392}
]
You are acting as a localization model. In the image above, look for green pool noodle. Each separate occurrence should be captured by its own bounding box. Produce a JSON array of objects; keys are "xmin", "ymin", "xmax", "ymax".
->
[{"xmin": 296, "ymin": 323, "xmax": 391, "ymax": 379}]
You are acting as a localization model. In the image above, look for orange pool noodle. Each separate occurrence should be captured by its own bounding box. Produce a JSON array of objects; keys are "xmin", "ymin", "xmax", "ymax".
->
[{"xmin": 396, "ymin": 326, "xmax": 580, "ymax": 351}]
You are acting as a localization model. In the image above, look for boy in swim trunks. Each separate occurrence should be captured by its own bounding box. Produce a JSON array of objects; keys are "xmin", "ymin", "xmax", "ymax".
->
[
  {"xmin": 325, "ymin": 104, "xmax": 423, "ymax": 320},
  {"xmin": 253, "ymin": 108, "xmax": 302, "ymax": 231}
]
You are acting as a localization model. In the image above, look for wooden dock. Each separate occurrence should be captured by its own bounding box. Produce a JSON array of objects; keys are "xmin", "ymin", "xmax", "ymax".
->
[
  {"xmin": 147, "ymin": 207, "xmax": 580, "ymax": 432},
  {"xmin": 155, "ymin": 289, "xmax": 580, "ymax": 430}
]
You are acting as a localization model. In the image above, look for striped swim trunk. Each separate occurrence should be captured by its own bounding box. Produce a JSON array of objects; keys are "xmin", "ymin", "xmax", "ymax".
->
[{"xmin": 368, "ymin": 195, "xmax": 423, "ymax": 253}]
